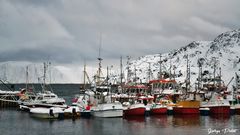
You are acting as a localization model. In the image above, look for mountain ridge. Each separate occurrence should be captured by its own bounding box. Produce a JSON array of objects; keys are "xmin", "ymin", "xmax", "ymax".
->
[
  {"xmin": 1, "ymin": 29, "xmax": 240, "ymax": 89},
  {"xmin": 123, "ymin": 29, "xmax": 240, "ymax": 91}
]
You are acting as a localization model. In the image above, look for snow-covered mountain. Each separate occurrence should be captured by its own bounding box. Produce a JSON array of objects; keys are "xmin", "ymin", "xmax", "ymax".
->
[
  {"xmin": 1, "ymin": 29, "xmax": 240, "ymax": 86},
  {"xmin": 123, "ymin": 29, "xmax": 240, "ymax": 90}
]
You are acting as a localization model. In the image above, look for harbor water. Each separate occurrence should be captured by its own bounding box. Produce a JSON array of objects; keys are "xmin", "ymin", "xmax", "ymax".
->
[{"xmin": 0, "ymin": 84, "xmax": 240, "ymax": 135}]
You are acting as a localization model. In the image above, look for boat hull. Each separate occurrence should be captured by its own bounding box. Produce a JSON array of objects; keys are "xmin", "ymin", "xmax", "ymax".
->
[
  {"xmin": 209, "ymin": 106, "xmax": 230, "ymax": 114},
  {"xmin": 124, "ymin": 108, "xmax": 146, "ymax": 116},
  {"xmin": 30, "ymin": 107, "xmax": 64, "ymax": 119},
  {"xmin": 80, "ymin": 111, "xmax": 91, "ymax": 118},
  {"xmin": 20, "ymin": 102, "xmax": 67, "ymax": 109},
  {"xmin": 235, "ymin": 108, "xmax": 240, "ymax": 115},
  {"xmin": 234, "ymin": 104, "xmax": 240, "ymax": 115},
  {"xmin": 173, "ymin": 107, "xmax": 200, "ymax": 114},
  {"xmin": 64, "ymin": 106, "xmax": 81, "ymax": 118},
  {"xmin": 173, "ymin": 100, "xmax": 200, "ymax": 114},
  {"xmin": 150, "ymin": 107, "xmax": 167, "ymax": 115},
  {"xmin": 30, "ymin": 112, "xmax": 61, "ymax": 119},
  {"xmin": 19, "ymin": 105, "xmax": 30, "ymax": 112},
  {"xmin": 92, "ymin": 109, "xmax": 123, "ymax": 118}
]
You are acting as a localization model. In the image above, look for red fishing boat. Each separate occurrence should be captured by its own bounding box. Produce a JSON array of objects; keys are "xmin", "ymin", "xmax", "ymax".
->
[
  {"xmin": 123, "ymin": 103, "xmax": 146, "ymax": 116},
  {"xmin": 121, "ymin": 84, "xmax": 149, "ymax": 116},
  {"xmin": 150, "ymin": 104, "xmax": 168, "ymax": 114},
  {"xmin": 201, "ymin": 93, "xmax": 230, "ymax": 114}
]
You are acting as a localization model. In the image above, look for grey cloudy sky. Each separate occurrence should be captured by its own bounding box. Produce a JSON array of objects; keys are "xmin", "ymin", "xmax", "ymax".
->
[{"xmin": 0, "ymin": 0, "xmax": 240, "ymax": 67}]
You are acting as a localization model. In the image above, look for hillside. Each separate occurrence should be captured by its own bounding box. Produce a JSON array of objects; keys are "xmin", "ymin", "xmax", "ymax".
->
[{"xmin": 123, "ymin": 29, "xmax": 240, "ymax": 90}]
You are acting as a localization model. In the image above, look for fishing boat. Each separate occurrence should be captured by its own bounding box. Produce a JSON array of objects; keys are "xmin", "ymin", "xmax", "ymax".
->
[
  {"xmin": 30, "ymin": 107, "xmax": 64, "ymax": 119},
  {"xmin": 123, "ymin": 102, "xmax": 146, "ymax": 116},
  {"xmin": 91, "ymin": 101, "xmax": 123, "ymax": 117},
  {"xmin": 173, "ymin": 55, "xmax": 201, "ymax": 114},
  {"xmin": 149, "ymin": 79, "xmax": 182, "ymax": 105},
  {"xmin": 19, "ymin": 91, "xmax": 67, "ymax": 111},
  {"xmin": 232, "ymin": 73, "xmax": 240, "ymax": 114},
  {"xmin": 91, "ymin": 54, "xmax": 123, "ymax": 118},
  {"xmin": 150, "ymin": 103, "xmax": 167, "ymax": 115},
  {"xmin": 91, "ymin": 84, "xmax": 124, "ymax": 118},
  {"xmin": 138, "ymin": 95, "xmax": 168, "ymax": 115},
  {"xmin": 120, "ymin": 84, "xmax": 149, "ymax": 116},
  {"xmin": 19, "ymin": 63, "xmax": 67, "ymax": 111},
  {"xmin": 173, "ymin": 100, "xmax": 200, "ymax": 114},
  {"xmin": 71, "ymin": 90, "xmax": 94, "ymax": 117},
  {"xmin": 201, "ymin": 93, "xmax": 230, "ymax": 114}
]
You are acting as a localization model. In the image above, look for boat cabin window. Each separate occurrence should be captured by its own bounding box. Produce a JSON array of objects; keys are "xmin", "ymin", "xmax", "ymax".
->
[
  {"xmin": 153, "ymin": 82, "xmax": 177, "ymax": 89},
  {"xmin": 37, "ymin": 97, "xmax": 43, "ymax": 100},
  {"xmin": 44, "ymin": 95, "xmax": 56, "ymax": 98}
]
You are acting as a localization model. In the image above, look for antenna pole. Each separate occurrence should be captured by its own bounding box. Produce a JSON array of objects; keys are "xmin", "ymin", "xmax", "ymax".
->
[
  {"xmin": 97, "ymin": 33, "xmax": 103, "ymax": 85},
  {"xmin": 159, "ymin": 54, "xmax": 162, "ymax": 80},
  {"xmin": 43, "ymin": 62, "xmax": 47, "ymax": 92},
  {"xmin": 134, "ymin": 65, "xmax": 137, "ymax": 85},
  {"xmin": 170, "ymin": 58, "xmax": 172, "ymax": 79},
  {"xmin": 197, "ymin": 59, "xmax": 203, "ymax": 90},
  {"xmin": 26, "ymin": 66, "xmax": 29, "ymax": 91},
  {"xmin": 120, "ymin": 56, "xmax": 123, "ymax": 87},
  {"xmin": 213, "ymin": 58, "xmax": 216, "ymax": 89},
  {"xmin": 126, "ymin": 56, "xmax": 131, "ymax": 83},
  {"xmin": 148, "ymin": 62, "xmax": 151, "ymax": 82},
  {"xmin": 186, "ymin": 55, "xmax": 190, "ymax": 97},
  {"xmin": 83, "ymin": 62, "xmax": 86, "ymax": 90}
]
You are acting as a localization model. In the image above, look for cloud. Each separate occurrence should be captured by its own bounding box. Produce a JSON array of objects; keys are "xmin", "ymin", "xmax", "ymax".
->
[
  {"xmin": 0, "ymin": 0, "xmax": 239, "ymax": 68},
  {"xmin": 188, "ymin": 17, "xmax": 231, "ymax": 38}
]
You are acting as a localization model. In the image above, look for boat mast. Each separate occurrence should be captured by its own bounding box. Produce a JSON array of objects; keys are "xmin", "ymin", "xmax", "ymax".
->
[
  {"xmin": 173, "ymin": 65, "xmax": 176, "ymax": 80},
  {"xmin": 236, "ymin": 73, "xmax": 240, "ymax": 103},
  {"xmin": 197, "ymin": 59, "xmax": 203, "ymax": 91},
  {"xmin": 169, "ymin": 58, "xmax": 172, "ymax": 80},
  {"xmin": 120, "ymin": 56, "xmax": 123, "ymax": 88},
  {"xmin": 213, "ymin": 57, "xmax": 216, "ymax": 90},
  {"xmin": 83, "ymin": 62, "xmax": 86, "ymax": 90},
  {"xmin": 43, "ymin": 62, "xmax": 47, "ymax": 92},
  {"xmin": 97, "ymin": 34, "xmax": 103, "ymax": 86},
  {"xmin": 126, "ymin": 56, "xmax": 131, "ymax": 83},
  {"xmin": 185, "ymin": 55, "xmax": 191, "ymax": 99},
  {"xmin": 159, "ymin": 54, "xmax": 162, "ymax": 80},
  {"xmin": 134, "ymin": 65, "xmax": 137, "ymax": 85},
  {"xmin": 49, "ymin": 62, "xmax": 52, "ymax": 84},
  {"xmin": 148, "ymin": 62, "xmax": 151, "ymax": 83},
  {"xmin": 219, "ymin": 67, "xmax": 222, "ymax": 86},
  {"xmin": 26, "ymin": 66, "xmax": 29, "ymax": 91},
  {"xmin": 107, "ymin": 66, "xmax": 111, "ymax": 102}
]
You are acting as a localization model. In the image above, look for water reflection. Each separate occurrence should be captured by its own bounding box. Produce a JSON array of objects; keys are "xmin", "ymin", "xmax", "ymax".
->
[
  {"xmin": 149, "ymin": 115, "xmax": 168, "ymax": 128},
  {"xmin": 172, "ymin": 114, "xmax": 200, "ymax": 127},
  {"xmin": 123, "ymin": 116, "xmax": 146, "ymax": 123},
  {"xmin": 208, "ymin": 114, "xmax": 231, "ymax": 128},
  {"xmin": 209, "ymin": 114, "xmax": 230, "ymax": 120}
]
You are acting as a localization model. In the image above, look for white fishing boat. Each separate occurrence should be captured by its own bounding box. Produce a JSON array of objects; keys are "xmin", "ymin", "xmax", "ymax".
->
[
  {"xmin": 30, "ymin": 107, "xmax": 64, "ymax": 119},
  {"xmin": 19, "ymin": 63, "xmax": 67, "ymax": 111},
  {"xmin": 20, "ymin": 91, "xmax": 67, "ymax": 111},
  {"xmin": 90, "ymin": 90, "xmax": 123, "ymax": 118},
  {"xmin": 90, "ymin": 54, "xmax": 124, "ymax": 118},
  {"xmin": 91, "ymin": 102, "xmax": 123, "ymax": 117},
  {"xmin": 71, "ymin": 89, "xmax": 95, "ymax": 117},
  {"xmin": 64, "ymin": 106, "xmax": 80, "ymax": 118}
]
